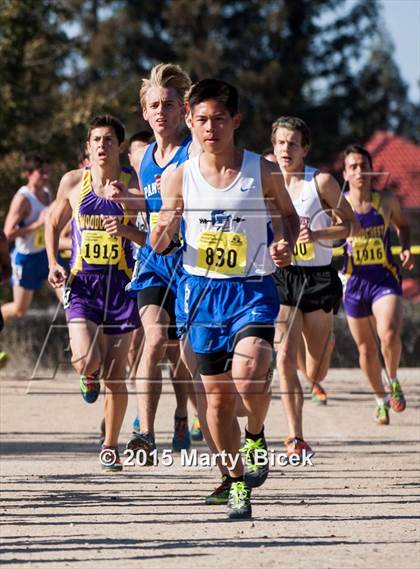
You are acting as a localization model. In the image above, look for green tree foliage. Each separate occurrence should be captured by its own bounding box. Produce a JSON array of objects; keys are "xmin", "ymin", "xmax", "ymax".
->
[{"xmin": 0, "ymin": 0, "xmax": 417, "ymax": 219}]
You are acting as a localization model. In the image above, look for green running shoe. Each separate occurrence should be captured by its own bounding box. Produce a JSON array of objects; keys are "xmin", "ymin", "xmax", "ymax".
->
[
  {"xmin": 80, "ymin": 373, "xmax": 100, "ymax": 404},
  {"xmin": 0, "ymin": 351, "xmax": 9, "ymax": 369},
  {"xmin": 375, "ymin": 402, "xmax": 390, "ymax": 425},
  {"xmin": 389, "ymin": 380, "xmax": 406, "ymax": 413},
  {"xmin": 205, "ymin": 475, "xmax": 231, "ymax": 505},
  {"xmin": 190, "ymin": 415, "xmax": 204, "ymax": 441},
  {"xmin": 227, "ymin": 481, "xmax": 252, "ymax": 519},
  {"xmin": 99, "ymin": 446, "xmax": 123, "ymax": 473},
  {"xmin": 240, "ymin": 437, "xmax": 269, "ymax": 488}
]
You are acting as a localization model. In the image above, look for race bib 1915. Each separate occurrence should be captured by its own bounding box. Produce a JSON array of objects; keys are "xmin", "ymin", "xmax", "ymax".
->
[{"xmin": 81, "ymin": 230, "xmax": 122, "ymax": 265}]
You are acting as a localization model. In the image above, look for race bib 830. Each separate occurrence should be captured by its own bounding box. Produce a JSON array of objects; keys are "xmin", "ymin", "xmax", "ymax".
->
[{"xmin": 197, "ymin": 230, "xmax": 247, "ymax": 275}]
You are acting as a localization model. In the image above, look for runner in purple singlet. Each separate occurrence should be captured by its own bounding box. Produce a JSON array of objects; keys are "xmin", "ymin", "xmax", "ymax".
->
[
  {"xmin": 46, "ymin": 114, "xmax": 145, "ymax": 471},
  {"xmin": 341, "ymin": 144, "xmax": 414, "ymax": 425}
]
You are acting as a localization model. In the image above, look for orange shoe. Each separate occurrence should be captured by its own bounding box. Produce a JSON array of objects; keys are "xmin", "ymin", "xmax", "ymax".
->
[
  {"xmin": 311, "ymin": 383, "xmax": 327, "ymax": 405},
  {"xmin": 284, "ymin": 437, "xmax": 315, "ymax": 463}
]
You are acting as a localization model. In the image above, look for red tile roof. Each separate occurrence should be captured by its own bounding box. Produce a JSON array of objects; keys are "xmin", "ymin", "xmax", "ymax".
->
[
  {"xmin": 366, "ymin": 131, "xmax": 420, "ymax": 208},
  {"xmin": 402, "ymin": 278, "xmax": 420, "ymax": 304}
]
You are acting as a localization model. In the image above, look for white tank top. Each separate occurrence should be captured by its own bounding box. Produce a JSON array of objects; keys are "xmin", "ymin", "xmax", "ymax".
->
[
  {"xmin": 182, "ymin": 150, "xmax": 275, "ymax": 279},
  {"xmin": 14, "ymin": 186, "xmax": 51, "ymax": 254},
  {"xmin": 291, "ymin": 166, "xmax": 332, "ymax": 267}
]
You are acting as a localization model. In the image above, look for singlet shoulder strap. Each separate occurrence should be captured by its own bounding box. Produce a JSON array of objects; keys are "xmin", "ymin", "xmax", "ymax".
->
[
  {"xmin": 120, "ymin": 166, "xmax": 132, "ymax": 187},
  {"xmin": 371, "ymin": 190, "xmax": 383, "ymax": 211},
  {"xmin": 371, "ymin": 190, "xmax": 389, "ymax": 229},
  {"xmin": 304, "ymin": 165, "xmax": 318, "ymax": 182},
  {"xmin": 119, "ymin": 167, "xmax": 132, "ymax": 217},
  {"xmin": 17, "ymin": 186, "xmax": 31, "ymax": 198},
  {"xmin": 73, "ymin": 168, "xmax": 91, "ymax": 229},
  {"xmin": 305, "ymin": 165, "xmax": 328, "ymax": 210},
  {"xmin": 139, "ymin": 142, "xmax": 156, "ymax": 179}
]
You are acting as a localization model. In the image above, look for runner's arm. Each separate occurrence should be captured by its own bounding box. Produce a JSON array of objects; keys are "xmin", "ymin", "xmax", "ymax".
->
[
  {"xmin": 45, "ymin": 172, "xmax": 76, "ymax": 286},
  {"xmin": 388, "ymin": 194, "xmax": 413, "ymax": 270},
  {"xmin": 149, "ymin": 165, "xmax": 184, "ymax": 253},
  {"xmin": 102, "ymin": 217, "xmax": 147, "ymax": 247},
  {"xmin": 3, "ymin": 193, "xmax": 41, "ymax": 240},
  {"xmin": 102, "ymin": 170, "xmax": 147, "ymax": 246},
  {"xmin": 308, "ymin": 173, "xmax": 356, "ymax": 242},
  {"xmin": 105, "ymin": 171, "xmax": 146, "ymax": 212},
  {"xmin": 261, "ymin": 158, "xmax": 299, "ymax": 248}
]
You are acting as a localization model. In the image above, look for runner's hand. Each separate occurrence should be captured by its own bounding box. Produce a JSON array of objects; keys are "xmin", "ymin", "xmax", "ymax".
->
[
  {"xmin": 102, "ymin": 215, "xmax": 125, "ymax": 237},
  {"xmin": 105, "ymin": 180, "xmax": 127, "ymax": 201},
  {"xmin": 400, "ymin": 249, "xmax": 414, "ymax": 270},
  {"xmin": 270, "ymin": 240, "xmax": 292, "ymax": 268},
  {"xmin": 299, "ymin": 226, "xmax": 314, "ymax": 243},
  {"xmin": 154, "ymin": 208, "xmax": 182, "ymax": 237},
  {"xmin": 48, "ymin": 263, "xmax": 67, "ymax": 288}
]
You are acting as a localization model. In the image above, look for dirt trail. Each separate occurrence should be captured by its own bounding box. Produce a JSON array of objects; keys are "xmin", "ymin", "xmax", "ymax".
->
[{"xmin": 1, "ymin": 368, "xmax": 419, "ymax": 568}]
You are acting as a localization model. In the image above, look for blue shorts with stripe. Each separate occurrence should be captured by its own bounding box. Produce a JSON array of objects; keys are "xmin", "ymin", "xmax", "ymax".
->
[
  {"xmin": 176, "ymin": 273, "xmax": 279, "ymax": 355},
  {"xmin": 11, "ymin": 250, "xmax": 49, "ymax": 290},
  {"xmin": 126, "ymin": 245, "xmax": 184, "ymax": 298}
]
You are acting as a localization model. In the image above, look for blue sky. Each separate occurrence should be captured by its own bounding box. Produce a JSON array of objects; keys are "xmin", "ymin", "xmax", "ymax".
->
[{"xmin": 381, "ymin": 0, "xmax": 420, "ymax": 102}]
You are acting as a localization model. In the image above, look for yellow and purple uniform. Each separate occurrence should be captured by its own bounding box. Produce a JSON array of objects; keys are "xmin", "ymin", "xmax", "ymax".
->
[
  {"xmin": 342, "ymin": 190, "xmax": 401, "ymax": 318},
  {"xmin": 65, "ymin": 167, "xmax": 140, "ymax": 334}
]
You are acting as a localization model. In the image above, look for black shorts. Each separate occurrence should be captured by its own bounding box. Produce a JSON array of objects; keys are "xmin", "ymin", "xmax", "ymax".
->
[
  {"xmin": 195, "ymin": 325, "xmax": 275, "ymax": 376},
  {"xmin": 137, "ymin": 286, "xmax": 178, "ymax": 340},
  {"xmin": 274, "ymin": 265, "xmax": 342, "ymax": 314},
  {"xmin": 0, "ymin": 305, "xmax": 3, "ymax": 332}
]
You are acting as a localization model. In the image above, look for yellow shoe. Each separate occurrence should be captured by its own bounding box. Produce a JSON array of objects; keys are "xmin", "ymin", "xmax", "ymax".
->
[
  {"xmin": 190, "ymin": 415, "xmax": 203, "ymax": 441},
  {"xmin": 0, "ymin": 352, "xmax": 9, "ymax": 369}
]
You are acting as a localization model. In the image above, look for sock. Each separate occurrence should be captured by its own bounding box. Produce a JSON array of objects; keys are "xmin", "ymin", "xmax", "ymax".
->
[
  {"xmin": 375, "ymin": 396, "xmax": 389, "ymax": 406},
  {"xmin": 245, "ymin": 426, "xmax": 265, "ymax": 442}
]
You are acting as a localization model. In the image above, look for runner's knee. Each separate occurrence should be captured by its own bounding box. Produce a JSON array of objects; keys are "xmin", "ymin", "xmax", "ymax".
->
[
  {"xmin": 278, "ymin": 349, "xmax": 297, "ymax": 377},
  {"xmin": 207, "ymin": 392, "xmax": 237, "ymax": 415},
  {"xmin": 378, "ymin": 327, "xmax": 399, "ymax": 349},
  {"xmin": 11, "ymin": 304, "xmax": 28, "ymax": 319},
  {"xmin": 357, "ymin": 341, "xmax": 378, "ymax": 360},
  {"xmin": 143, "ymin": 330, "xmax": 168, "ymax": 359}
]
